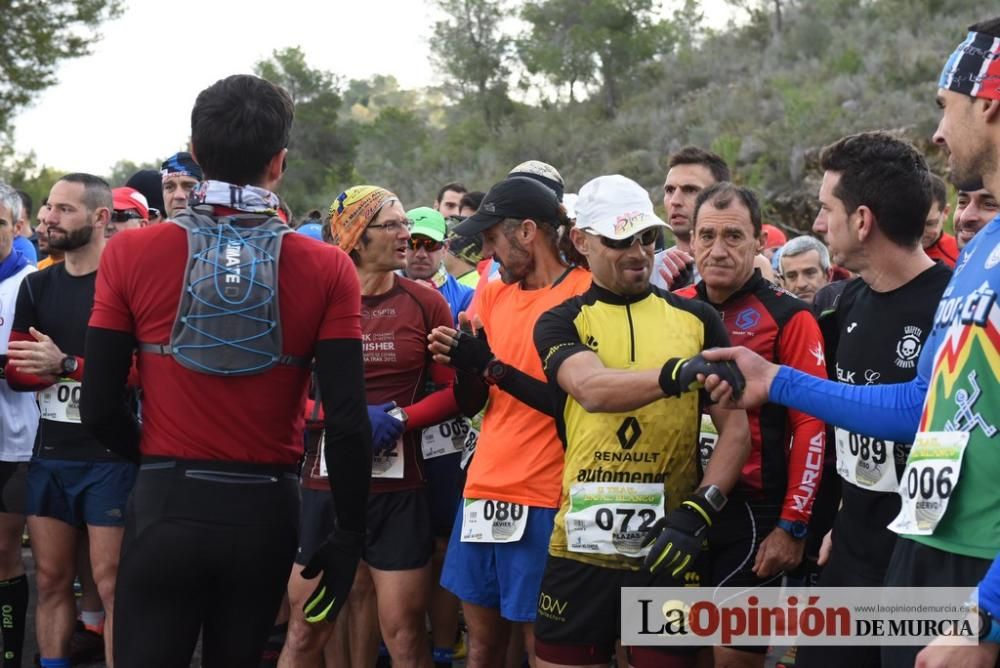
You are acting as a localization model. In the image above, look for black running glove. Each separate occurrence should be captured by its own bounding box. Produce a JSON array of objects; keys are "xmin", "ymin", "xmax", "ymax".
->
[
  {"xmin": 658, "ymin": 355, "xmax": 745, "ymax": 399},
  {"xmin": 641, "ymin": 491, "xmax": 716, "ymax": 578},
  {"xmin": 448, "ymin": 327, "xmax": 494, "ymax": 376},
  {"xmin": 301, "ymin": 530, "xmax": 364, "ymax": 624}
]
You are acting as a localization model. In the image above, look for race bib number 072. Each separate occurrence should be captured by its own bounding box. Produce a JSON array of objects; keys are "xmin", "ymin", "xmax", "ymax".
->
[{"xmin": 564, "ymin": 482, "xmax": 664, "ymax": 556}]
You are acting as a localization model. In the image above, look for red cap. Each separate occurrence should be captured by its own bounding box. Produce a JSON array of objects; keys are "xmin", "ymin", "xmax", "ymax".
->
[
  {"xmin": 112, "ymin": 187, "xmax": 149, "ymax": 221},
  {"xmin": 762, "ymin": 224, "xmax": 787, "ymax": 249}
]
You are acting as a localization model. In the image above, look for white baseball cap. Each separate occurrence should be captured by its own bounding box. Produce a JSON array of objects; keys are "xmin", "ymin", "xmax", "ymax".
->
[{"xmin": 574, "ymin": 174, "xmax": 667, "ymax": 240}]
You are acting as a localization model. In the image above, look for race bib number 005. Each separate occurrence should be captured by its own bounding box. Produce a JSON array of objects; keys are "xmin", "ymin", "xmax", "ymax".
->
[
  {"xmin": 39, "ymin": 381, "xmax": 82, "ymax": 423},
  {"xmin": 421, "ymin": 418, "xmax": 470, "ymax": 460},
  {"xmin": 460, "ymin": 499, "xmax": 528, "ymax": 543},
  {"xmin": 698, "ymin": 414, "xmax": 718, "ymax": 471},
  {"xmin": 888, "ymin": 432, "xmax": 969, "ymax": 536},
  {"xmin": 834, "ymin": 427, "xmax": 901, "ymax": 492},
  {"xmin": 564, "ymin": 482, "xmax": 664, "ymax": 556}
]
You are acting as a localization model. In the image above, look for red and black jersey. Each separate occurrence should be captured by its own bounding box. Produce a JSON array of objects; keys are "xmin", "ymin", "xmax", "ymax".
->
[
  {"xmin": 676, "ymin": 271, "xmax": 827, "ymax": 523},
  {"xmin": 302, "ymin": 275, "xmax": 458, "ymax": 493}
]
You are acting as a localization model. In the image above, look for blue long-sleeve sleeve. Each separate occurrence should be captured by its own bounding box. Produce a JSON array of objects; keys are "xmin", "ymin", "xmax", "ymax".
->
[
  {"xmin": 769, "ymin": 365, "xmax": 927, "ymax": 444},
  {"xmin": 979, "ymin": 556, "xmax": 1000, "ymax": 622}
]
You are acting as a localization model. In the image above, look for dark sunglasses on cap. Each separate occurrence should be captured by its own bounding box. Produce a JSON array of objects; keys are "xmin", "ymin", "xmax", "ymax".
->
[
  {"xmin": 407, "ymin": 238, "xmax": 444, "ymax": 252},
  {"xmin": 110, "ymin": 211, "xmax": 145, "ymax": 223},
  {"xmin": 589, "ymin": 227, "xmax": 660, "ymax": 250}
]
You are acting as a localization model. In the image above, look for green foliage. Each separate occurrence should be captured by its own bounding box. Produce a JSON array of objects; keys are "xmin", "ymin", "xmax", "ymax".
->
[
  {"xmin": 254, "ymin": 47, "xmax": 358, "ymax": 216},
  {"xmin": 0, "ymin": 0, "xmax": 123, "ymax": 134},
  {"xmin": 431, "ymin": 0, "xmax": 513, "ymax": 129},
  {"xmin": 0, "ymin": 143, "xmax": 62, "ymax": 212},
  {"xmin": 519, "ymin": 0, "xmax": 674, "ymax": 116},
  {"xmin": 1, "ymin": 0, "xmax": 989, "ymax": 226},
  {"xmin": 106, "ymin": 159, "xmax": 162, "ymax": 188}
]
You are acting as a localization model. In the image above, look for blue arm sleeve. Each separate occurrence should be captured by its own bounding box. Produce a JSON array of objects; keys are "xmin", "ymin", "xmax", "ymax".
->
[
  {"xmin": 979, "ymin": 556, "xmax": 1000, "ymax": 620},
  {"xmin": 769, "ymin": 366, "xmax": 927, "ymax": 443}
]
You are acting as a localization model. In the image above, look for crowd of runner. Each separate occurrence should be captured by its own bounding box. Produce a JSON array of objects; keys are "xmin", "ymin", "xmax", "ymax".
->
[{"xmin": 0, "ymin": 14, "xmax": 997, "ymax": 668}]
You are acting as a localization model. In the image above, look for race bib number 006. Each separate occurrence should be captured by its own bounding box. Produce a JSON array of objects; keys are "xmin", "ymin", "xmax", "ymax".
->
[
  {"xmin": 39, "ymin": 381, "xmax": 82, "ymax": 423},
  {"xmin": 564, "ymin": 482, "xmax": 664, "ymax": 556},
  {"xmin": 888, "ymin": 432, "xmax": 969, "ymax": 536},
  {"xmin": 460, "ymin": 499, "xmax": 528, "ymax": 543},
  {"xmin": 835, "ymin": 427, "xmax": 901, "ymax": 492}
]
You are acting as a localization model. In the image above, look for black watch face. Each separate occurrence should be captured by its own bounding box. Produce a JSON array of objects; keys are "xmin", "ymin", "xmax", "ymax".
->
[{"xmin": 63, "ymin": 358, "xmax": 77, "ymax": 374}]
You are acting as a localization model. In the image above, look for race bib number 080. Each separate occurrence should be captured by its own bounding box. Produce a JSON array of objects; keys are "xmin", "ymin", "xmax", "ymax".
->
[
  {"xmin": 39, "ymin": 381, "xmax": 82, "ymax": 423},
  {"xmin": 888, "ymin": 432, "xmax": 969, "ymax": 536},
  {"xmin": 460, "ymin": 498, "xmax": 529, "ymax": 543}
]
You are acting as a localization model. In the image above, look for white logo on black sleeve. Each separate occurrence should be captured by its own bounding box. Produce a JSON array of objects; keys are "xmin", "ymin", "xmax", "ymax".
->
[{"xmin": 894, "ymin": 325, "xmax": 923, "ymax": 369}]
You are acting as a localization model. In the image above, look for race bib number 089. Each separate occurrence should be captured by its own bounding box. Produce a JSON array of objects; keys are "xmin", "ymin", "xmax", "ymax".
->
[{"xmin": 834, "ymin": 427, "xmax": 901, "ymax": 492}]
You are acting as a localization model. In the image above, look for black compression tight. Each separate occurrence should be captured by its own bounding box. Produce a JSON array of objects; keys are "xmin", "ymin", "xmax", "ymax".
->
[{"xmin": 113, "ymin": 460, "xmax": 299, "ymax": 667}]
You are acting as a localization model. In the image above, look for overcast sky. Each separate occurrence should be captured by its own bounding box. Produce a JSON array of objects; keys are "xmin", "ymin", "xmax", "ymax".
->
[{"xmin": 12, "ymin": 0, "xmax": 731, "ymax": 177}]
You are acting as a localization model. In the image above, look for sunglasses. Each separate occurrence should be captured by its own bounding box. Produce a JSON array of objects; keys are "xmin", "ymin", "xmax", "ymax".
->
[
  {"xmin": 407, "ymin": 238, "xmax": 444, "ymax": 252},
  {"xmin": 110, "ymin": 211, "xmax": 145, "ymax": 223},
  {"xmin": 590, "ymin": 227, "xmax": 660, "ymax": 249}
]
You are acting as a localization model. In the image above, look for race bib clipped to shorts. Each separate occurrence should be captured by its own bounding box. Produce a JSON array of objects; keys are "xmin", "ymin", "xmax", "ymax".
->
[
  {"xmin": 460, "ymin": 498, "xmax": 529, "ymax": 543},
  {"xmin": 139, "ymin": 207, "xmax": 308, "ymax": 376}
]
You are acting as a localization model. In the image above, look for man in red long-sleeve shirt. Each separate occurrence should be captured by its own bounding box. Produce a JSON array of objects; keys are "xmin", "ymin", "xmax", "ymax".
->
[
  {"xmin": 675, "ymin": 182, "xmax": 827, "ymax": 668},
  {"xmin": 5, "ymin": 173, "xmax": 131, "ymax": 667}
]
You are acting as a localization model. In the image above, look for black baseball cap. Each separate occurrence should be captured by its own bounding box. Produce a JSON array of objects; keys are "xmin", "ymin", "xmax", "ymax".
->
[{"xmin": 453, "ymin": 176, "xmax": 561, "ymax": 237}]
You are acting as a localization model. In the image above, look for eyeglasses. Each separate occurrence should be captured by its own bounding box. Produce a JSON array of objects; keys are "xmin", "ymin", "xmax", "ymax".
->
[
  {"xmin": 147, "ymin": 208, "xmax": 161, "ymax": 220},
  {"xmin": 367, "ymin": 220, "xmax": 408, "ymax": 234},
  {"xmin": 110, "ymin": 211, "xmax": 145, "ymax": 223},
  {"xmin": 589, "ymin": 227, "xmax": 660, "ymax": 249},
  {"xmin": 407, "ymin": 238, "xmax": 444, "ymax": 252}
]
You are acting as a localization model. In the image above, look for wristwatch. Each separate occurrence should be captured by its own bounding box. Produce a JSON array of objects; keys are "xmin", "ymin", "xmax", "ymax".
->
[
  {"xmin": 387, "ymin": 406, "xmax": 408, "ymax": 425},
  {"xmin": 776, "ymin": 518, "xmax": 808, "ymax": 539},
  {"xmin": 970, "ymin": 602, "xmax": 1000, "ymax": 643},
  {"xmin": 60, "ymin": 356, "xmax": 79, "ymax": 377},
  {"xmin": 484, "ymin": 359, "xmax": 507, "ymax": 385},
  {"xmin": 696, "ymin": 485, "xmax": 727, "ymax": 512}
]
